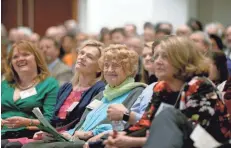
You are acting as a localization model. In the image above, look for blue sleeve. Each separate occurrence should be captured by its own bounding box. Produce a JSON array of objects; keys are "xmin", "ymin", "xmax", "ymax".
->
[
  {"xmin": 130, "ymin": 83, "xmax": 155, "ymax": 122},
  {"xmin": 91, "ymin": 124, "xmax": 113, "ymax": 136},
  {"xmin": 67, "ymin": 127, "xmax": 76, "ymax": 135}
]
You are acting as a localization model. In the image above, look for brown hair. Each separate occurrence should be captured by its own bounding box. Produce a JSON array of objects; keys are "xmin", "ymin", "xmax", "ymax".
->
[
  {"xmin": 141, "ymin": 36, "xmax": 171, "ymax": 84},
  {"xmin": 5, "ymin": 40, "xmax": 50, "ymax": 86},
  {"xmin": 141, "ymin": 42, "xmax": 153, "ymax": 84},
  {"xmin": 159, "ymin": 36, "xmax": 209, "ymax": 81},
  {"xmin": 99, "ymin": 44, "xmax": 139, "ymax": 78},
  {"xmin": 72, "ymin": 40, "xmax": 104, "ymax": 86},
  {"xmin": 210, "ymin": 50, "xmax": 229, "ymax": 84}
]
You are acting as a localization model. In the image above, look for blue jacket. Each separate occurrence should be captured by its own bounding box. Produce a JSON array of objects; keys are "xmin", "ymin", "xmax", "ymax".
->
[{"xmin": 51, "ymin": 81, "xmax": 105, "ymax": 129}]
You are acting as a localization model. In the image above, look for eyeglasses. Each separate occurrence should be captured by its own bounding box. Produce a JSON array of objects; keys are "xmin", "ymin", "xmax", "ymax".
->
[{"xmin": 104, "ymin": 62, "xmax": 122, "ymax": 70}]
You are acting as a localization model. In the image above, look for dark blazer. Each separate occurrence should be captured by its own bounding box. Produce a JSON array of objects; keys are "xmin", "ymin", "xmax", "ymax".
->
[{"xmin": 51, "ymin": 81, "xmax": 105, "ymax": 129}]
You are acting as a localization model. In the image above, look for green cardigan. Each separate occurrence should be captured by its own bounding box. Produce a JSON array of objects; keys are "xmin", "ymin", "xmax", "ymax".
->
[{"xmin": 1, "ymin": 77, "xmax": 59, "ymax": 135}]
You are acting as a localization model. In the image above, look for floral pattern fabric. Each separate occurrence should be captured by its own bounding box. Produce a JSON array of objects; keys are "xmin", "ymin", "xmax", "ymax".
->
[{"xmin": 129, "ymin": 77, "xmax": 231, "ymax": 142}]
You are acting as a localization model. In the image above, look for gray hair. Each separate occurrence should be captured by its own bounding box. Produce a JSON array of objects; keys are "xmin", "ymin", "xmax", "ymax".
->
[
  {"xmin": 191, "ymin": 31, "xmax": 212, "ymax": 54},
  {"xmin": 204, "ymin": 22, "xmax": 223, "ymax": 37}
]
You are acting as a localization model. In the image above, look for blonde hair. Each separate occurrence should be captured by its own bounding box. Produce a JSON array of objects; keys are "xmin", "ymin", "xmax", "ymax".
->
[
  {"xmin": 71, "ymin": 40, "xmax": 104, "ymax": 86},
  {"xmin": 159, "ymin": 36, "xmax": 209, "ymax": 81},
  {"xmin": 5, "ymin": 40, "xmax": 50, "ymax": 86},
  {"xmin": 99, "ymin": 44, "xmax": 139, "ymax": 77}
]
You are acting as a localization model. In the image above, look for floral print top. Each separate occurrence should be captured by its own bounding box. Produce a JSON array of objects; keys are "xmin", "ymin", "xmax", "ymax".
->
[{"xmin": 129, "ymin": 77, "xmax": 231, "ymax": 142}]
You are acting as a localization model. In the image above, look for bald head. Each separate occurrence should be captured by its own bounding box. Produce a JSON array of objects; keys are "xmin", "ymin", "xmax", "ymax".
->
[{"xmin": 46, "ymin": 26, "xmax": 58, "ymax": 38}]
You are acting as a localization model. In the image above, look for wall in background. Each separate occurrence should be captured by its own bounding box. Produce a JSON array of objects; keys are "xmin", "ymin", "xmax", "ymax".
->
[
  {"xmin": 1, "ymin": 0, "xmax": 78, "ymax": 35},
  {"xmin": 79, "ymin": 0, "xmax": 231, "ymax": 34},
  {"xmin": 79, "ymin": 0, "xmax": 198, "ymax": 34},
  {"xmin": 198, "ymin": 0, "xmax": 231, "ymax": 27}
]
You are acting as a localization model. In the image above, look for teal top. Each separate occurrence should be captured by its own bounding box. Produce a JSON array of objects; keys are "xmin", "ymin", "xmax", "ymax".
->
[
  {"xmin": 1, "ymin": 77, "xmax": 59, "ymax": 135},
  {"xmin": 67, "ymin": 92, "xmax": 130, "ymax": 136}
]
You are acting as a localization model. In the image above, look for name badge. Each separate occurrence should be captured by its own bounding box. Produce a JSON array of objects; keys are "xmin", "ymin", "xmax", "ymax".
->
[
  {"xmin": 86, "ymin": 99, "xmax": 103, "ymax": 110},
  {"xmin": 20, "ymin": 87, "xmax": 37, "ymax": 99},
  {"xmin": 66, "ymin": 102, "xmax": 79, "ymax": 112},
  {"xmin": 155, "ymin": 102, "xmax": 174, "ymax": 117},
  {"xmin": 190, "ymin": 124, "xmax": 221, "ymax": 148}
]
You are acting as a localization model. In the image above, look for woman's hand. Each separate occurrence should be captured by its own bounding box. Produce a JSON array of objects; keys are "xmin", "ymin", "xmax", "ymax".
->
[
  {"xmin": 104, "ymin": 132, "xmax": 132, "ymax": 148},
  {"xmin": 1, "ymin": 119, "xmax": 8, "ymax": 127},
  {"xmin": 33, "ymin": 131, "xmax": 55, "ymax": 142},
  {"xmin": 33, "ymin": 131, "xmax": 44, "ymax": 140},
  {"xmin": 72, "ymin": 131, "xmax": 93, "ymax": 141},
  {"xmin": 87, "ymin": 132, "xmax": 105, "ymax": 143},
  {"xmin": 107, "ymin": 104, "xmax": 128, "ymax": 121},
  {"xmin": 4, "ymin": 116, "xmax": 30, "ymax": 128},
  {"xmin": 60, "ymin": 131, "xmax": 72, "ymax": 140}
]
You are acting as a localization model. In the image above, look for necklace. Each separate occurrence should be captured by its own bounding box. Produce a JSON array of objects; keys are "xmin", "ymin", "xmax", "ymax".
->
[{"xmin": 17, "ymin": 79, "xmax": 37, "ymax": 90}]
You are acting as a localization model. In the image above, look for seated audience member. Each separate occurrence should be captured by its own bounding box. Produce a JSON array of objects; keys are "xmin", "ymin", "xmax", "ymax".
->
[
  {"xmin": 75, "ymin": 32, "xmax": 89, "ymax": 47},
  {"xmin": 39, "ymin": 37, "xmax": 73, "ymax": 86},
  {"xmin": 223, "ymin": 25, "xmax": 231, "ymax": 76},
  {"xmin": 204, "ymin": 22, "xmax": 223, "ymax": 37},
  {"xmin": 85, "ymin": 37, "xmax": 167, "ymax": 148},
  {"xmin": 141, "ymin": 42, "xmax": 157, "ymax": 84},
  {"xmin": 99, "ymin": 27, "xmax": 111, "ymax": 46},
  {"xmin": 51, "ymin": 40, "xmax": 106, "ymax": 128},
  {"xmin": 126, "ymin": 37, "xmax": 143, "ymax": 82},
  {"xmin": 110, "ymin": 28, "xmax": 126, "ymax": 44},
  {"xmin": 175, "ymin": 24, "xmax": 192, "ymax": 36},
  {"xmin": 190, "ymin": 31, "xmax": 211, "ymax": 56},
  {"xmin": 124, "ymin": 24, "xmax": 137, "ymax": 38},
  {"xmin": 143, "ymin": 108, "xmax": 231, "ymax": 148},
  {"xmin": 1, "ymin": 41, "xmax": 59, "ymax": 139},
  {"xmin": 209, "ymin": 34, "xmax": 224, "ymax": 51},
  {"xmin": 104, "ymin": 36, "xmax": 230, "ymax": 148},
  {"xmin": 209, "ymin": 51, "xmax": 229, "ymax": 85},
  {"xmin": 143, "ymin": 22, "xmax": 155, "ymax": 42},
  {"xmin": 187, "ymin": 18, "xmax": 203, "ymax": 31},
  {"xmin": 155, "ymin": 22, "xmax": 173, "ymax": 34},
  {"xmin": 22, "ymin": 44, "xmax": 146, "ymax": 148},
  {"xmin": 61, "ymin": 34, "xmax": 76, "ymax": 67},
  {"xmin": 29, "ymin": 33, "xmax": 40, "ymax": 46},
  {"xmin": 155, "ymin": 28, "xmax": 171, "ymax": 39},
  {"xmin": 2, "ymin": 40, "xmax": 106, "ymax": 148}
]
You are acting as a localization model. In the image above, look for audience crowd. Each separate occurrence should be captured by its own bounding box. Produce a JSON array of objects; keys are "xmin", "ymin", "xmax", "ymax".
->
[{"xmin": 1, "ymin": 18, "xmax": 231, "ymax": 148}]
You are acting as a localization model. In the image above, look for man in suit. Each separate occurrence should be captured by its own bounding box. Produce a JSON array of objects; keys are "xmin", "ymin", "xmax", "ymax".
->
[
  {"xmin": 39, "ymin": 37, "xmax": 73, "ymax": 86},
  {"xmin": 224, "ymin": 25, "xmax": 231, "ymax": 76}
]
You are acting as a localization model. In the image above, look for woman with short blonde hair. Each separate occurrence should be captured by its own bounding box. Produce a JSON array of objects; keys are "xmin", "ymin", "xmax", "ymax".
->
[{"xmin": 99, "ymin": 44, "xmax": 139, "ymax": 78}]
